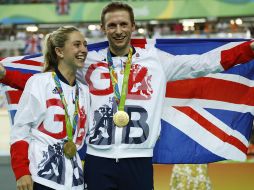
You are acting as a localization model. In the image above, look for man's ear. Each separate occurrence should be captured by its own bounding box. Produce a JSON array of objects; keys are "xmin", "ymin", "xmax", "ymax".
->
[
  {"xmin": 132, "ymin": 22, "xmax": 136, "ymax": 32},
  {"xmin": 101, "ymin": 24, "xmax": 106, "ymax": 34},
  {"xmin": 55, "ymin": 47, "xmax": 63, "ymax": 58}
]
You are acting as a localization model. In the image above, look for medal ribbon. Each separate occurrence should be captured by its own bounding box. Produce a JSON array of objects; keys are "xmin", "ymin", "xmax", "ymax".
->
[
  {"xmin": 52, "ymin": 72, "xmax": 79, "ymax": 142},
  {"xmin": 107, "ymin": 47, "xmax": 133, "ymax": 111}
]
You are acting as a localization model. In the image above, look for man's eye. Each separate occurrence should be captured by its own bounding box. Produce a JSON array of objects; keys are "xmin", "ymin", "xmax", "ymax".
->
[{"xmin": 108, "ymin": 24, "xmax": 116, "ymax": 28}]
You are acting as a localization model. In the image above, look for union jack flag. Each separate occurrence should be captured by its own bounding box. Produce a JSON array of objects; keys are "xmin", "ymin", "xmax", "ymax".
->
[
  {"xmin": 152, "ymin": 39, "xmax": 254, "ymax": 163},
  {"xmin": 1, "ymin": 39, "xmax": 254, "ymax": 163},
  {"xmin": 0, "ymin": 54, "xmax": 43, "ymax": 124},
  {"xmin": 56, "ymin": 0, "xmax": 70, "ymax": 15},
  {"xmin": 24, "ymin": 35, "xmax": 42, "ymax": 55}
]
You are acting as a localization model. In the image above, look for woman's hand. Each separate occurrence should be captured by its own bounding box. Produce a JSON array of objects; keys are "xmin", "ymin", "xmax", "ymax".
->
[
  {"xmin": 16, "ymin": 175, "xmax": 33, "ymax": 190},
  {"xmin": 251, "ymin": 41, "xmax": 254, "ymax": 51},
  {"xmin": 0, "ymin": 63, "xmax": 6, "ymax": 80}
]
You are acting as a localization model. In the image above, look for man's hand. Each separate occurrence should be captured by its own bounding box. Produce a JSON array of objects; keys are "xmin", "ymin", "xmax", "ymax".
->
[
  {"xmin": 0, "ymin": 63, "xmax": 6, "ymax": 80},
  {"xmin": 251, "ymin": 41, "xmax": 254, "ymax": 51},
  {"xmin": 16, "ymin": 175, "xmax": 33, "ymax": 190}
]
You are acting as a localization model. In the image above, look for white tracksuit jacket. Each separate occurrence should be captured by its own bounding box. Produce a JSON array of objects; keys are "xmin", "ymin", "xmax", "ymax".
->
[{"xmin": 11, "ymin": 72, "xmax": 90, "ymax": 190}]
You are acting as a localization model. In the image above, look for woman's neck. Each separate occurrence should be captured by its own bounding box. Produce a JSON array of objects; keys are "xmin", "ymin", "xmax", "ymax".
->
[{"xmin": 57, "ymin": 63, "xmax": 76, "ymax": 86}]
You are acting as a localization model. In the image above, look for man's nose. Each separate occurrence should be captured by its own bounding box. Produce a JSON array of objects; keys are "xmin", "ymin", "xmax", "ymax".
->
[{"xmin": 115, "ymin": 25, "xmax": 122, "ymax": 34}]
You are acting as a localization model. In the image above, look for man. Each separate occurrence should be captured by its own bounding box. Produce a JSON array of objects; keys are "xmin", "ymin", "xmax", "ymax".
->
[{"xmin": 1, "ymin": 2, "xmax": 254, "ymax": 190}]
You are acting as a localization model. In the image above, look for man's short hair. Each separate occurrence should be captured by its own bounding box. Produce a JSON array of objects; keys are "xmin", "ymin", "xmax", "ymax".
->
[{"xmin": 101, "ymin": 2, "xmax": 135, "ymax": 26}]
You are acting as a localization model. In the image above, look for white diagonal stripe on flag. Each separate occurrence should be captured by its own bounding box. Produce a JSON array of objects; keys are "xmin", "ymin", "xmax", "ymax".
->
[
  {"xmin": 165, "ymin": 98, "xmax": 254, "ymax": 115},
  {"xmin": 191, "ymin": 106, "xmax": 249, "ymax": 146},
  {"xmin": 205, "ymin": 73, "xmax": 254, "ymax": 87},
  {"xmin": 162, "ymin": 106, "xmax": 247, "ymax": 161}
]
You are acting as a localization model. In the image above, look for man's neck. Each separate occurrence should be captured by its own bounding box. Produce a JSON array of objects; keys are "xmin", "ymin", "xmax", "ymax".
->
[{"xmin": 110, "ymin": 46, "xmax": 130, "ymax": 57}]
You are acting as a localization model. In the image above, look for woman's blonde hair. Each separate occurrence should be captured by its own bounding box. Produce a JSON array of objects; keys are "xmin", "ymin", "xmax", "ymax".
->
[{"xmin": 43, "ymin": 26, "xmax": 80, "ymax": 72}]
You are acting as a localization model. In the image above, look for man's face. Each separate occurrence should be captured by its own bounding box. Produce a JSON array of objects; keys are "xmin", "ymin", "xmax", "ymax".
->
[{"xmin": 102, "ymin": 10, "xmax": 135, "ymax": 56}]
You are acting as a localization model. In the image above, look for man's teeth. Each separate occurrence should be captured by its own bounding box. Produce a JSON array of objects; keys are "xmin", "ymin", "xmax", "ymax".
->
[{"xmin": 115, "ymin": 37, "xmax": 125, "ymax": 40}]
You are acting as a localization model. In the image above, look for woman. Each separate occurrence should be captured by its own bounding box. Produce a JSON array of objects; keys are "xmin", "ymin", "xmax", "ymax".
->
[{"xmin": 10, "ymin": 26, "xmax": 89, "ymax": 190}]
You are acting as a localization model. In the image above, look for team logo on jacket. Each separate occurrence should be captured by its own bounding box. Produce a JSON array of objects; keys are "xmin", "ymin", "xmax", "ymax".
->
[
  {"xmin": 85, "ymin": 62, "xmax": 153, "ymax": 100},
  {"xmin": 37, "ymin": 143, "xmax": 65, "ymax": 184},
  {"xmin": 128, "ymin": 64, "xmax": 153, "ymax": 100},
  {"xmin": 37, "ymin": 142, "xmax": 84, "ymax": 186},
  {"xmin": 88, "ymin": 104, "xmax": 114, "ymax": 145},
  {"xmin": 88, "ymin": 99, "xmax": 149, "ymax": 146}
]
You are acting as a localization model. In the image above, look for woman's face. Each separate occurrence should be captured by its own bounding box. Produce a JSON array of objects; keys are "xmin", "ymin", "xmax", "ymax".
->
[{"xmin": 61, "ymin": 31, "xmax": 88, "ymax": 69}]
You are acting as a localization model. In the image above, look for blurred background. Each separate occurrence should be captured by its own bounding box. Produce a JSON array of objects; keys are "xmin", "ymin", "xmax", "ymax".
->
[
  {"xmin": 0, "ymin": 0, "xmax": 254, "ymax": 57},
  {"xmin": 0, "ymin": 0, "xmax": 254, "ymax": 189}
]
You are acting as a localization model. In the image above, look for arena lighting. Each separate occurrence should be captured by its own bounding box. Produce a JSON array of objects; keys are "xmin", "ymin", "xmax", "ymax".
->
[
  {"xmin": 235, "ymin": 18, "xmax": 243, "ymax": 25},
  {"xmin": 138, "ymin": 28, "xmax": 145, "ymax": 34},
  {"xmin": 88, "ymin": 25, "xmax": 96, "ymax": 31},
  {"xmin": 183, "ymin": 26, "xmax": 195, "ymax": 32},
  {"xmin": 180, "ymin": 18, "xmax": 206, "ymax": 24},
  {"xmin": 182, "ymin": 20, "xmax": 195, "ymax": 27},
  {"xmin": 180, "ymin": 18, "xmax": 206, "ymax": 31},
  {"xmin": 38, "ymin": 23, "xmax": 64, "ymax": 29},
  {"xmin": 26, "ymin": 25, "xmax": 38, "ymax": 32},
  {"xmin": 182, "ymin": 20, "xmax": 194, "ymax": 31},
  {"xmin": 149, "ymin": 20, "xmax": 159, "ymax": 25}
]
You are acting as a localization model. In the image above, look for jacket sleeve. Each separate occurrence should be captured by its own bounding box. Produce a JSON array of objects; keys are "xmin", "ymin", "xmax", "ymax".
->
[
  {"xmin": 220, "ymin": 40, "xmax": 254, "ymax": 70},
  {"xmin": 10, "ymin": 76, "xmax": 45, "ymax": 180},
  {"xmin": 0, "ymin": 70, "xmax": 33, "ymax": 90},
  {"xmin": 158, "ymin": 40, "xmax": 254, "ymax": 82}
]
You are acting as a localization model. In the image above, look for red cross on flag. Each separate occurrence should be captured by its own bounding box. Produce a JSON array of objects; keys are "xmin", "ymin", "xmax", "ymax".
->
[
  {"xmin": 24, "ymin": 35, "xmax": 42, "ymax": 55},
  {"xmin": 56, "ymin": 0, "xmax": 70, "ymax": 15}
]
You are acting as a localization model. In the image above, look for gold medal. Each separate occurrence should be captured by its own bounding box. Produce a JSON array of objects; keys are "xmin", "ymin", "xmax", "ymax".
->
[
  {"xmin": 63, "ymin": 141, "xmax": 77, "ymax": 159},
  {"xmin": 113, "ymin": 110, "xmax": 129, "ymax": 127}
]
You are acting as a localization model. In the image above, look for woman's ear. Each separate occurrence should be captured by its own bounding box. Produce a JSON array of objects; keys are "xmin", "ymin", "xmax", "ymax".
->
[{"xmin": 55, "ymin": 47, "xmax": 64, "ymax": 58}]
